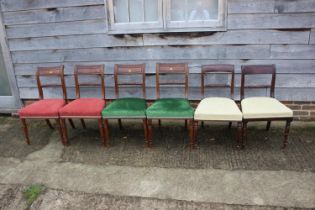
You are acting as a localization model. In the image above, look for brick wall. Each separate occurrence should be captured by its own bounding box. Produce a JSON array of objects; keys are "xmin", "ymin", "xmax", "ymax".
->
[{"xmin": 283, "ymin": 102, "xmax": 315, "ymax": 121}]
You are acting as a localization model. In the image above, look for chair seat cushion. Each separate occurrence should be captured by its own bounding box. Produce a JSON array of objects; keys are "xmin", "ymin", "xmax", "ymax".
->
[
  {"xmin": 146, "ymin": 98, "xmax": 194, "ymax": 119},
  {"xmin": 59, "ymin": 98, "xmax": 105, "ymax": 117},
  {"xmin": 194, "ymin": 97, "xmax": 242, "ymax": 121},
  {"xmin": 19, "ymin": 99, "xmax": 65, "ymax": 118},
  {"xmin": 102, "ymin": 98, "xmax": 147, "ymax": 118},
  {"xmin": 241, "ymin": 97, "xmax": 293, "ymax": 119}
]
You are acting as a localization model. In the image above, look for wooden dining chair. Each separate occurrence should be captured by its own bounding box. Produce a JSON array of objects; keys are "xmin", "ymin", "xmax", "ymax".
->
[
  {"xmin": 58, "ymin": 65, "xmax": 106, "ymax": 146},
  {"xmin": 18, "ymin": 65, "xmax": 67, "ymax": 145},
  {"xmin": 194, "ymin": 65, "xmax": 242, "ymax": 146},
  {"xmin": 102, "ymin": 64, "xmax": 148, "ymax": 146},
  {"xmin": 240, "ymin": 65, "xmax": 293, "ymax": 148},
  {"xmin": 146, "ymin": 63, "xmax": 194, "ymax": 148}
]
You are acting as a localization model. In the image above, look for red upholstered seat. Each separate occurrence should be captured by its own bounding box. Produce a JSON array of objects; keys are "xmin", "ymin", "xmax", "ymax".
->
[
  {"xmin": 59, "ymin": 98, "xmax": 105, "ymax": 117},
  {"xmin": 19, "ymin": 99, "xmax": 65, "ymax": 118}
]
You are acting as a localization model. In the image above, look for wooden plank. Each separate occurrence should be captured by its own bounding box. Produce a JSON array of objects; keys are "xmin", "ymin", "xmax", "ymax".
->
[
  {"xmin": 3, "ymin": 5, "xmax": 105, "ymax": 25},
  {"xmin": 13, "ymin": 60, "xmax": 315, "ymax": 76},
  {"xmin": 228, "ymin": 13, "xmax": 315, "ymax": 29},
  {"xmin": 18, "ymin": 86, "xmax": 315, "ymax": 101},
  {"xmin": 310, "ymin": 29, "xmax": 315, "ymax": 44},
  {"xmin": 143, "ymin": 30, "xmax": 310, "ymax": 45},
  {"xmin": 8, "ymin": 34, "xmax": 144, "ymax": 51},
  {"xmin": 15, "ymin": 73, "xmax": 315, "ymax": 89},
  {"xmin": 0, "ymin": 0, "xmax": 104, "ymax": 12},
  {"xmin": 11, "ymin": 45, "xmax": 271, "ymax": 64},
  {"xmin": 275, "ymin": 0, "xmax": 315, "ymax": 13},
  {"xmin": 271, "ymin": 45, "xmax": 315, "ymax": 59},
  {"xmin": 228, "ymin": 0, "xmax": 275, "ymax": 14},
  {"xmin": 6, "ymin": 20, "xmax": 107, "ymax": 38}
]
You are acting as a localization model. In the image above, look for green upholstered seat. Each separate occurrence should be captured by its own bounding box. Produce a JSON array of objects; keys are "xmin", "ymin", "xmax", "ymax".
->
[
  {"xmin": 146, "ymin": 98, "xmax": 194, "ymax": 119},
  {"xmin": 102, "ymin": 98, "xmax": 147, "ymax": 118}
]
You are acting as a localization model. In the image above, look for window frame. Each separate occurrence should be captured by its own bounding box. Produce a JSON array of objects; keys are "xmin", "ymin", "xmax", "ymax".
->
[{"xmin": 105, "ymin": 0, "xmax": 227, "ymax": 34}]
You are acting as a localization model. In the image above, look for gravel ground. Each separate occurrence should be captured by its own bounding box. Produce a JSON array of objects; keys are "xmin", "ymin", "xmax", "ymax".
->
[{"xmin": 61, "ymin": 120, "xmax": 315, "ymax": 172}]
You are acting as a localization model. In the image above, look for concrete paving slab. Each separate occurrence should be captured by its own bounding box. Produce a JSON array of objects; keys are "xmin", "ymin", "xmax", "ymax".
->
[{"xmin": 0, "ymin": 160, "xmax": 314, "ymax": 208}]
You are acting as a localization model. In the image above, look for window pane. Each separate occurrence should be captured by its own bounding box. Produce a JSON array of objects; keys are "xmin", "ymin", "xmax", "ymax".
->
[
  {"xmin": 0, "ymin": 44, "xmax": 11, "ymax": 96},
  {"xmin": 114, "ymin": 0, "xmax": 129, "ymax": 23},
  {"xmin": 171, "ymin": 0, "xmax": 219, "ymax": 21},
  {"xmin": 187, "ymin": 0, "xmax": 218, "ymax": 21},
  {"xmin": 171, "ymin": 0, "xmax": 186, "ymax": 21},
  {"xmin": 130, "ymin": 0, "xmax": 144, "ymax": 22},
  {"xmin": 145, "ymin": 0, "xmax": 158, "ymax": 21}
]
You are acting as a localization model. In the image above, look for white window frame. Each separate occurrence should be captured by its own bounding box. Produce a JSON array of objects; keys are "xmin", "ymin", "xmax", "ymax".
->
[
  {"xmin": 105, "ymin": 0, "xmax": 227, "ymax": 34},
  {"xmin": 106, "ymin": 0, "xmax": 164, "ymax": 34}
]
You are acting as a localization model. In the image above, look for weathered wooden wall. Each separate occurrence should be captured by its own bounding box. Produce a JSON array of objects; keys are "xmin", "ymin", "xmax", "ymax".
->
[{"xmin": 1, "ymin": 0, "xmax": 315, "ymax": 101}]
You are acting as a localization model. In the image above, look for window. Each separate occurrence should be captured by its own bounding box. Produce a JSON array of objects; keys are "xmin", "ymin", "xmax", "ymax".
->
[{"xmin": 106, "ymin": 0, "xmax": 226, "ymax": 34}]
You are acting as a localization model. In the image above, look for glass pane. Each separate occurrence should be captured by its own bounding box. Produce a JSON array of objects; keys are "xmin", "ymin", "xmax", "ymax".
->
[
  {"xmin": 171, "ymin": 0, "xmax": 186, "ymax": 21},
  {"xmin": 187, "ymin": 0, "xmax": 218, "ymax": 21},
  {"xmin": 114, "ymin": 0, "xmax": 129, "ymax": 23},
  {"xmin": 0, "ymin": 44, "xmax": 11, "ymax": 96},
  {"xmin": 171, "ymin": 0, "xmax": 219, "ymax": 21},
  {"xmin": 130, "ymin": 0, "xmax": 144, "ymax": 22},
  {"xmin": 145, "ymin": 0, "xmax": 158, "ymax": 21}
]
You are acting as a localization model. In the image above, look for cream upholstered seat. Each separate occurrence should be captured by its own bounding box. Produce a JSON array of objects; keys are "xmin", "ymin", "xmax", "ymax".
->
[
  {"xmin": 194, "ymin": 97, "xmax": 242, "ymax": 121},
  {"xmin": 241, "ymin": 97, "xmax": 293, "ymax": 119}
]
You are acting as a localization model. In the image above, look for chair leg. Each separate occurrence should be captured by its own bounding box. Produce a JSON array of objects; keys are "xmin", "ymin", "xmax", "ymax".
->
[
  {"xmin": 20, "ymin": 118, "xmax": 30, "ymax": 145},
  {"xmin": 282, "ymin": 120, "xmax": 292, "ymax": 149},
  {"xmin": 103, "ymin": 119, "xmax": 109, "ymax": 146},
  {"xmin": 241, "ymin": 121, "xmax": 248, "ymax": 149},
  {"xmin": 55, "ymin": 119, "xmax": 65, "ymax": 145},
  {"xmin": 68, "ymin": 119, "xmax": 75, "ymax": 129},
  {"xmin": 60, "ymin": 118, "xmax": 69, "ymax": 146},
  {"xmin": 143, "ymin": 119, "xmax": 148, "ymax": 146},
  {"xmin": 193, "ymin": 121, "xmax": 199, "ymax": 147},
  {"xmin": 185, "ymin": 120, "xmax": 187, "ymax": 130},
  {"xmin": 201, "ymin": 121, "xmax": 204, "ymax": 128},
  {"xmin": 266, "ymin": 121, "xmax": 271, "ymax": 131},
  {"xmin": 45, "ymin": 119, "xmax": 54, "ymax": 129},
  {"xmin": 80, "ymin": 119, "xmax": 86, "ymax": 129},
  {"xmin": 118, "ymin": 119, "xmax": 123, "ymax": 130},
  {"xmin": 237, "ymin": 122, "xmax": 243, "ymax": 148},
  {"xmin": 188, "ymin": 119, "xmax": 195, "ymax": 149},
  {"xmin": 147, "ymin": 119, "xmax": 153, "ymax": 147},
  {"xmin": 98, "ymin": 119, "xmax": 106, "ymax": 147},
  {"xmin": 228, "ymin": 122, "xmax": 232, "ymax": 129},
  {"xmin": 158, "ymin": 119, "xmax": 162, "ymax": 128}
]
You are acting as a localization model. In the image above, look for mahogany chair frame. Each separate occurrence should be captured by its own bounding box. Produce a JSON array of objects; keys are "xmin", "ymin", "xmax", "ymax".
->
[
  {"xmin": 59, "ymin": 65, "xmax": 106, "ymax": 146},
  {"xmin": 147, "ymin": 63, "xmax": 194, "ymax": 148},
  {"xmin": 20, "ymin": 65, "xmax": 66, "ymax": 145},
  {"xmin": 194, "ymin": 64, "xmax": 242, "ymax": 146},
  {"xmin": 103, "ymin": 64, "xmax": 148, "ymax": 146},
  {"xmin": 240, "ymin": 65, "xmax": 293, "ymax": 148}
]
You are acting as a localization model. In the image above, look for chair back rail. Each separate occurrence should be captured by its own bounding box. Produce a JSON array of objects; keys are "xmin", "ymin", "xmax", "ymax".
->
[
  {"xmin": 114, "ymin": 64, "xmax": 146, "ymax": 98},
  {"xmin": 36, "ymin": 65, "xmax": 67, "ymax": 100},
  {"xmin": 156, "ymin": 63, "xmax": 189, "ymax": 99},
  {"xmin": 201, "ymin": 64, "xmax": 234, "ymax": 99},
  {"xmin": 74, "ymin": 65, "xmax": 105, "ymax": 99},
  {"xmin": 241, "ymin": 65, "xmax": 276, "ymax": 100}
]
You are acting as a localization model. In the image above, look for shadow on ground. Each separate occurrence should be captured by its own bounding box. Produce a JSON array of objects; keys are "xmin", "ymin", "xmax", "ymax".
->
[
  {"xmin": 60, "ymin": 119, "xmax": 315, "ymax": 172},
  {"xmin": 0, "ymin": 116, "xmax": 314, "ymax": 172},
  {"xmin": 0, "ymin": 117, "xmax": 51, "ymax": 159}
]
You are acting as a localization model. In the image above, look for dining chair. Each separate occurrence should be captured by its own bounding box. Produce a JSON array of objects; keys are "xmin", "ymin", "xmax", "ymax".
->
[
  {"xmin": 240, "ymin": 65, "xmax": 293, "ymax": 148},
  {"xmin": 58, "ymin": 65, "xmax": 106, "ymax": 146},
  {"xmin": 146, "ymin": 63, "xmax": 195, "ymax": 148},
  {"xmin": 18, "ymin": 65, "xmax": 67, "ymax": 145},
  {"xmin": 194, "ymin": 65, "xmax": 242, "ymax": 146},
  {"xmin": 102, "ymin": 64, "xmax": 148, "ymax": 146}
]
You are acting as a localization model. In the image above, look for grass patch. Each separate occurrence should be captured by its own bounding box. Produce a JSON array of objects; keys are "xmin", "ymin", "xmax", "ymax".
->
[{"xmin": 23, "ymin": 184, "xmax": 45, "ymax": 205}]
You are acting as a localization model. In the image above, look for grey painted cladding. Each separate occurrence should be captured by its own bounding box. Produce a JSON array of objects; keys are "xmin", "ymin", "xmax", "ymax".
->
[{"xmin": 1, "ymin": 0, "xmax": 315, "ymax": 101}]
